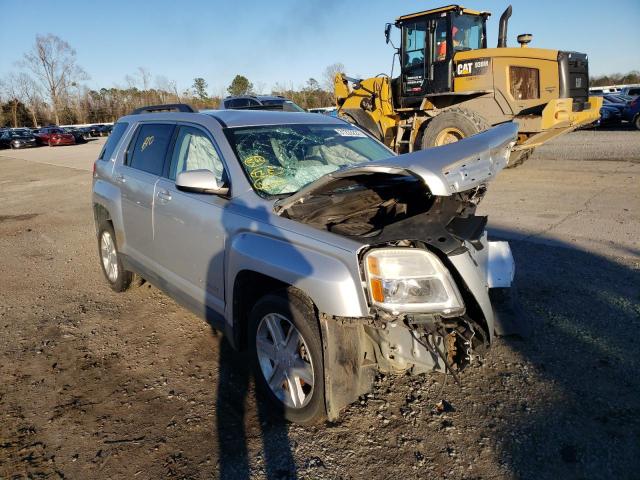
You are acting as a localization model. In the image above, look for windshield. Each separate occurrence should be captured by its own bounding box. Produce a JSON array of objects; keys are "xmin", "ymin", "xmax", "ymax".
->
[
  {"xmin": 452, "ymin": 14, "xmax": 484, "ymax": 51},
  {"xmin": 226, "ymin": 124, "xmax": 392, "ymax": 196}
]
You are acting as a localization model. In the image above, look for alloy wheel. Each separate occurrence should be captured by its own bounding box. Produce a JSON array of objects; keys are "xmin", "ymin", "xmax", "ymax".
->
[
  {"xmin": 100, "ymin": 230, "xmax": 119, "ymax": 283},
  {"xmin": 256, "ymin": 313, "xmax": 314, "ymax": 409}
]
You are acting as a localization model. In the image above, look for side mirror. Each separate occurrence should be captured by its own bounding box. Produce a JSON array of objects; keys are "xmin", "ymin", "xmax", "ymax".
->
[
  {"xmin": 384, "ymin": 23, "xmax": 392, "ymax": 44},
  {"xmin": 176, "ymin": 169, "xmax": 229, "ymax": 196}
]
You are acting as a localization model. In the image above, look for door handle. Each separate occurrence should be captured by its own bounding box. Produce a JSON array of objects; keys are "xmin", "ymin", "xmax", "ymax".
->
[
  {"xmin": 156, "ymin": 190, "xmax": 172, "ymax": 202},
  {"xmin": 114, "ymin": 173, "xmax": 126, "ymax": 183}
]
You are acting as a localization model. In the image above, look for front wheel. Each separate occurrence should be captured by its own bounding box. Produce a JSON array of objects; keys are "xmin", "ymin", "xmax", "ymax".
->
[
  {"xmin": 97, "ymin": 221, "xmax": 133, "ymax": 292},
  {"xmin": 421, "ymin": 107, "xmax": 489, "ymax": 148},
  {"xmin": 248, "ymin": 289, "xmax": 326, "ymax": 424},
  {"xmin": 634, "ymin": 115, "xmax": 640, "ymax": 131}
]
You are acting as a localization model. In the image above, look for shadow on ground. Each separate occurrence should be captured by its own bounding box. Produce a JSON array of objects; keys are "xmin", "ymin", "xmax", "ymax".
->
[{"xmin": 491, "ymin": 230, "xmax": 640, "ymax": 479}]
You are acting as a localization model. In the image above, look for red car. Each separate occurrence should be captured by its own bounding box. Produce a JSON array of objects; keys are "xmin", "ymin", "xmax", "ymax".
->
[{"xmin": 34, "ymin": 127, "xmax": 76, "ymax": 146}]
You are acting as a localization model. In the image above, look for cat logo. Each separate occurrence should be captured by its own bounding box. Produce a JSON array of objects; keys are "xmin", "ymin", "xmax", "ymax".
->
[
  {"xmin": 141, "ymin": 135, "xmax": 154, "ymax": 151},
  {"xmin": 455, "ymin": 58, "xmax": 491, "ymax": 77}
]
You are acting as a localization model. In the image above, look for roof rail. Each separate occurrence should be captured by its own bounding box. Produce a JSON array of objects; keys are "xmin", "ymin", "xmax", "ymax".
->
[
  {"xmin": 226, "ymin": 104, "xmax": 285, "ymax": 111},
  {"xmin": 130, "ymin": 103, "xmax": 196, "ymax": 115}
]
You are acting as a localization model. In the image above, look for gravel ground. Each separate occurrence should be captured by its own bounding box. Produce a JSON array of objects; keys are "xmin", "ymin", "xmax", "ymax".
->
[{"xmin": 0, "ymin": 130, "xmax": 639, "ymax": 479}]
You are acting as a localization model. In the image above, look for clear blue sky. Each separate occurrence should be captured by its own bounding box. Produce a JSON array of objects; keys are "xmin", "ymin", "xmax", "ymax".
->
[{"xmin": 1, "ymin": 0, "xmax": 638, "ymax": 94}]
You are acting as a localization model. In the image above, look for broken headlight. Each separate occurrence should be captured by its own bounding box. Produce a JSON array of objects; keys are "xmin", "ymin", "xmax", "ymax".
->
[{"xmin": 364, "ymin": 248, "xmax": 464, "ymax": 315}]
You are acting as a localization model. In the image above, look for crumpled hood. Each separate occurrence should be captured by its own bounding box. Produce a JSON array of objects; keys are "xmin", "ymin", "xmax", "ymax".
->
[{"xmin": 274, "ymin": 122, "xmax": 517, "ymax": 214}]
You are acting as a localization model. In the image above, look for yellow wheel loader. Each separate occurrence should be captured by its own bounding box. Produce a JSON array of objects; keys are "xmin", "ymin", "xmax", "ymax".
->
[{"xmin": 335, "ymin": 4, "xmax": 602, "ymax": 168}]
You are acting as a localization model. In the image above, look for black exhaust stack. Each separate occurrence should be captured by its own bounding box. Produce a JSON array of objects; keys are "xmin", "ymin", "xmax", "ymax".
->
[{"xmin": 497, "ymin": 5, "xmax": 512, "ymax": 48}]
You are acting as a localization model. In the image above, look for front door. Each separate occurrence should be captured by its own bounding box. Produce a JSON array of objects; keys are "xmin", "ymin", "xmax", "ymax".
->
[
  {"xmin": 114, "ymin": 122, "xmax": 175, "ymax": 268},
  {"xmin": 152, "ymin": 124, "xmax": 228, "ymax": 315}
]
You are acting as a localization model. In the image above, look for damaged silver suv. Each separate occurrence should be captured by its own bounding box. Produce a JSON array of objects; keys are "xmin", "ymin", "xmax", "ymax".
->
[{"xmin": 92, "ymin": 103, "xmax": 520, "ymax": 424}]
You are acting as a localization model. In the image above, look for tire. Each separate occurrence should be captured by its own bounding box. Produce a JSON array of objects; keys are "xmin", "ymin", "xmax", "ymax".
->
[
  {"xmin": 248, "ymin": 289, "xmax": 326, "ymax": 424},
  {"xmin": 97, "ymin": 221, "xmax": 133, "ymax": 292},
  {"xmin": 421, "ymin": 107, "xmax": 489, "ymax": 148},
  {"xmin": 506, "ymin": 148, "xmax": 535, "ymax": 169},
  {"xmin": 634, "ymin": 115, "xmax": 640, "ymax": 131}
]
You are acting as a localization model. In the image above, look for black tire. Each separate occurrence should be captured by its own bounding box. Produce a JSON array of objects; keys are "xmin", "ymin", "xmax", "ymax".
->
[
  {"xmin": 248, "ymin": 289, "xmax": 326, "ymax": 424},
  {"xmin": 97, "ymin": 221, "xmax": 133, "ymax": 292},
  {"xmin": 634, "ymin": 115, "xmax": 640, "ymax": 131},
  {"xmin": 506, "ymin": 148, "xmax": 535, "ymax": 169},
  {"xmin": 421, "ymin": 107, "xmax": 489, "ymax": 148}
]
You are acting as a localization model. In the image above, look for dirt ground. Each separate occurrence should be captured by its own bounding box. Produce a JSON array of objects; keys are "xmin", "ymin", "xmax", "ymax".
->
[{"xmin": 1, "ymin": 129, "xmax": 639, "ymax": 479}]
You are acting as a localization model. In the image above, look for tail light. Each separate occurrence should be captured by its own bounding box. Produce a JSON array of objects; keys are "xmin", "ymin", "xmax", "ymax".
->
[{"xmin": 631, "ymin": 99, "xmax": 638, "ymax": 108}]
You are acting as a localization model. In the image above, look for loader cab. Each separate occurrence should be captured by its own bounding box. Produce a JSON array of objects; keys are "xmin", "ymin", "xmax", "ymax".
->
[{"xmin": 393, "ymin": 5, "xmax": 488, "ymax": 106}]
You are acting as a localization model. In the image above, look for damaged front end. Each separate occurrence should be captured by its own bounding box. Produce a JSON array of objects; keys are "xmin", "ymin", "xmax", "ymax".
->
[{"xmin": 275, "ymin": 122, "xmax": 522, "ymax": 420}]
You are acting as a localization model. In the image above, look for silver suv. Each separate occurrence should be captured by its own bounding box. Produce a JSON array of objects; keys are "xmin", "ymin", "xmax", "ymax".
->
[{"xmin": 92, "ymin": 104, "xmax": 521, "ymax": 424}]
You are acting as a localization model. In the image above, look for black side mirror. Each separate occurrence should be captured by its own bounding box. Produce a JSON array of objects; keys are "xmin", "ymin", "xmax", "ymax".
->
[{"xmin": 384, "ymin": 23, "xmax": 392, "ymax": 44}]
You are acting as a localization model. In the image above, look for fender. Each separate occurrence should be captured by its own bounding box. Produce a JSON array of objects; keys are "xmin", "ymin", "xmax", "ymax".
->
[
  {"xmin": 92, "ymin": 179, "xmax": 126, "ymax": 247},
  {"xmin": 225, "ymin": 231, "xmax": 369, "ymax": 329}
]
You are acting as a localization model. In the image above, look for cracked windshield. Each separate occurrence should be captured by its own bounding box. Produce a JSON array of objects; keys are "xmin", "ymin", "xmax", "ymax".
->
[{"xmin": 226, "ymin": 124, "xmax": 392, "ymax": 195}]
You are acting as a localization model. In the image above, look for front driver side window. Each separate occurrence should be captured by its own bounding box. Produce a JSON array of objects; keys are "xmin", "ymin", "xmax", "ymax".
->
[{"xmin": 169, "ymin": 126, "xmax": 226, "ymax": 183}]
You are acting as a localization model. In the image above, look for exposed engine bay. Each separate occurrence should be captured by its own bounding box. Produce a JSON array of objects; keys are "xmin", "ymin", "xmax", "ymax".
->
[{"xmin": 278, "ymin": 172, "xmax": 489, "ymax": 254}]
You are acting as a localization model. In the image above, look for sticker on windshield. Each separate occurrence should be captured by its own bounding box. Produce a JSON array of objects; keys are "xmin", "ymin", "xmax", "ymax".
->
[{"xmin": 334, "ymin": 128, "xmax": 366, "ymax": 138}]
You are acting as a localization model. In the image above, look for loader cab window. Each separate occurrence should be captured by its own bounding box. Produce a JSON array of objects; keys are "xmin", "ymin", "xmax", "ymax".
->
[
  {"xmin": 451, "ymin": 14, "xmax": 484, "ymax": 52},
  {"xmin": 433, "ymin": 17, "xmax": 449, "ymax": 62},
  {"xmin": 403, "ymin": 21, "xmax": 426, "ymax": 67}
]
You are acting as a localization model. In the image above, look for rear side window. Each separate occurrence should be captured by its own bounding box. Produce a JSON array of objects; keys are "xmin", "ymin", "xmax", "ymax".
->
[
  {"xmin": 98, "ymin": 122, "xmax": 129, "ymax": 160},
  {"xmin": 127, "ymin": 123, "xmax": 175, "ymax": 175}
]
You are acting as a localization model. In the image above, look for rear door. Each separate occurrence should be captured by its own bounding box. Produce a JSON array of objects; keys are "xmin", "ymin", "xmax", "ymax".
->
[
  {"xmin": 113, "ymin": 122, "xmax": 175, "ymax": 268},
  {"xmin": 152, "ymin": 124, "xmax": 229, "ymax": 315}
]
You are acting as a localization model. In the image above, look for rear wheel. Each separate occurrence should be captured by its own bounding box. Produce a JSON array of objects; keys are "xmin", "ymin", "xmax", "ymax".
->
[
  {"xmin": 634, "ymin": 115, "xmax": 640, "ymax": 131},
  {"xmin": 97, "ymin": 221, "xmax": 133, "ymax": 292},
  {"xmin": 422, "ymin": 107, "xmax": 489, "ymax": 148},
  {"xmin": 248, "ymin": 289, "xmax": 326, "ymax": 424}
]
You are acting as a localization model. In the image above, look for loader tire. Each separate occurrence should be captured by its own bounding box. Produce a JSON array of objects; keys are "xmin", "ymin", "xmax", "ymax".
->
[
  {"xmin": 506, "ymin": 148, "xmax": 535, "ymax": 169},
  {"xmin": 421, "ymin": 107, "xmax": 489, "ymax": 148}
]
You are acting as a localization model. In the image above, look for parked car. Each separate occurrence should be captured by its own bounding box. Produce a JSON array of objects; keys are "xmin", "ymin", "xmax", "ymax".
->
[
  {"xmin": 92, "ymin": 103, "xmax": 521, "ymax": 424},
  {"xmin": 97, "ymin": 124, "xmax": 113, "ymax": 136},
  {"xmin": 34, "ymin": 127, "xmax": 76, "ymax": 146},
  {"xmin": 220, "ymin": 95, "xmax": 305, "ymax": 112},
  {"xmin": 63, "ymin": 127, "xmax": 88, "ymax": 144},
  {"xmin": 620, "ymin": 86, "xmax": 640, "ymax": 98},
  {"xmin": 85, "ymin": 125, "xmax": 104, "ymax": 137},
  {"xmin": 0, "ymin": 129, "xmax": 38, "ymax": 149},
  {"xmin": 597, "ymin": 104, "xmax": 623, "ymax": 126},
  {"xmin": 622, "ymin": 97, "xmax": 640, "ymax": 130}
]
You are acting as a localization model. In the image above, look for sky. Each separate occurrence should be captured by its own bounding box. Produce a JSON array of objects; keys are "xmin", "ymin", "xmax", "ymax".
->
[{"xmin": 1, "ymin": 0, "xmax": 639, "ymax": 95}]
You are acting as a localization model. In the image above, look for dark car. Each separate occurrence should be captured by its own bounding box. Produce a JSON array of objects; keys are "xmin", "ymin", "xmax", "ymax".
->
[
  {"xmin": 84, "ymin": 125, "xmax": 103, "ymax": 137},
  {"xmin": 622, "ymin": 97, "xmax": 640, "ymax": 130},
  {"xmin": 63, "ymin": 127, "xmax": 88, "ymax": 143},
  {"xmin": 0, "ymin": 129, "xmax": 38, "ymax": 149},
  {"xmin": 97, "ymin": 124, "xmax": 113, "ymax": 136},
  {"xmin": 220, "ymin": 95, "xmax": 305, "ymax": 112}
]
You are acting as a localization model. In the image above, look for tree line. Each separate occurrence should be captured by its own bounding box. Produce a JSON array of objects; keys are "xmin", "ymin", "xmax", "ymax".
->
[{"xmin": 0, "ymin": 34, "xmax": 342, "ymax": 128}]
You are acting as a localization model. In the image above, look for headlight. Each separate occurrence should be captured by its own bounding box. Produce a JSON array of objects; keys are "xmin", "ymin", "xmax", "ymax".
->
[{"xmin": 363, "ymin": 248, "xmax": 464, "ymax": 315}]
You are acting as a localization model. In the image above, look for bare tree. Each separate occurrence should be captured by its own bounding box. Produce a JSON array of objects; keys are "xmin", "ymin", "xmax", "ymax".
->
[
  {"xmin": 137, "ymin": 67, "xmax": 151, "ymax": 91},
  {"xmin": 17, "ymin": 73, "xmax": 43, "ymax": 127},
  {"xmin": 22, "ymin": 34, "xmax": 86, "ymax": 124},
  {"xmin": 1, "ymin": 74, "xmax": 21, "ymax": 127},
  {"xmin": 323, "ymin": 62, "xmax": 345, "ymax": 100}
]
